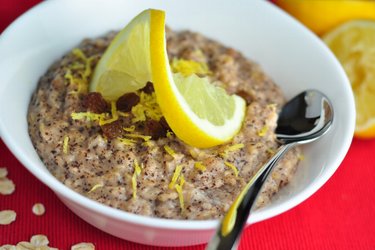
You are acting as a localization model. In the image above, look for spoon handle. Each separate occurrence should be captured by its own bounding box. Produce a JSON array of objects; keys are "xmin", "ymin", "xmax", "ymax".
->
[{"xmin": 206, "ymin": 143, "xmax": 294, "ymax": 250}]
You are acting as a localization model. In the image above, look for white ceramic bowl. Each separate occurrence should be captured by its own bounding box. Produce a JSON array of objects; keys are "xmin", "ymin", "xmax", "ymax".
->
[{"xmin": 0, "ymin": 0, "xmax": 355, "ymax": 247}]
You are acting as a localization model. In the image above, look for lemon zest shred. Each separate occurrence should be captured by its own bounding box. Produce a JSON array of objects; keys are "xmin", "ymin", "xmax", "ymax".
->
[
  {"xmin": 72, "ymin": 48, "xmax": 87, "ymax": 61},
  {"xmin": 179, "ymin": 174, "xmax": 185, "ymax": 187},
  {"xmin": 142, "ymin": 141, "xmax": 153, "ymax": 147},
  {"xmin": 220, "ymin": 143, "xmax": 245, "ymax": 158},
  {"xmin": 132, "ymin": 159, "xmax": 142, "ymax": 199},
  {"xmin": 64, "ymin": 48, "xmax": 94, "ymax": 94},
  {"xmin": 88, "ymin": 184, "xmax": 103, "ymax": 193},
  {"xmin": 124, "ymin": 133, "xmax": 151, "ymax": 141},
  {"xmin": 164, "ymin": 145, "xmax": 176, "ymax": 157},
  {"xmin": 123, "ymin": 126, "xmax": 135, "ymax": 132},
  {"xmin": 267, "ymin": 103, "xmax": 277, "ymax": 109},
  {"xmin": 134, "ymin": 159, "xmax": 142, "ymax": 175},
  {"xmin": 298, "ymin": 154, "xmax": 305, "ymax": 161},
  {"xmin": 118, "ymin": 111, "xmax": 129, "ymax": 117},
  {"xmin": 131, "ymin": 172, "xmax": 137, "ymax": 199},
  {"xmin": 258, "ymin": 126, "xmax": 269, "ymax": 137},
  {"xmin": 189, "ymin": 149, "xmax": 198, "ymax": 159},
  {"xmin": 224, "ymin": 161, "xmax": 239, "ymax": 177},
  {"xmin": 131, "ymin": 92, "xmax": 163, "ymax": 123},
  {"xmin": 63, "ymin": 135, "xmax": 69, "ymax": 154},
  {"xmin": 194, "ymin": 162, "xmax": 207, "ymax": 171},
  {"xmin": 266, "ymin": 148, "xmax": 275, "ymax": 154},
  {"xmin": 169, "ymin": 165, "xmax": 183, "ymax": 189},
  {"xmin": 117, "ymin": 138, "xmax": 136, "ymax": 146},
  {"xmin": 175, "ymin": 183, "xmax": 184, "ymax": 211},
  {"xmin": 171, "ymin": 58, "xmax": 211, "ymax": 76},
  {"xmin": 99, "ymin": 101, "xmax": 119, "ymax": 125},
  {"xmin": 71, "ymin": 112, "xmax": 107, "ymax": 122},
  {"xmin": 166, "ymin": 130, "xmax": 174, "ymax": 138}
]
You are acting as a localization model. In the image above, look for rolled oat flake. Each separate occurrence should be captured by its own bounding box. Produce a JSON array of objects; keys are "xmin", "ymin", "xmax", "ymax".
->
[
  {"xmin": 0, "ymin": 178, "xmax": 15, "ymax": 195},
  {"xmin": 0, "ymin": 167, "xmax": 8, "ymax": 178},
  {"xmin": 0, "ymin": 210, "xmax": 16, "ymax": 225},
  {"xmin": 30, "ymin": 234, "xmax": 49, "ymax": 247},
  {"xmin": 16, "ymin": 241, "xmax": 35, "ymax": 250},
  {"xmin": 0, "ymin": 244, "xmax": 16, "ymax": 250},
  {"xmin": 71, "ymin": 242, "xmax": 95, "ymax": 250},
  {"xmin": 32, "ymin": 203, "xmax": 45, "ymax": 216}
]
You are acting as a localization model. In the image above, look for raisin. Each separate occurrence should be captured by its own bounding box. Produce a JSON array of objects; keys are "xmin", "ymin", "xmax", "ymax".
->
[
  {"xmin": 236, "ymin": 90, "xmax": 252, "ymax": 105},
  {"xmin": 141, "ymin": 81, "xmax": 154, "ymax": 94},
  {"xmin": 159, "ymin": 117, "xmax": 170, "ymax": 130},
  {"xmin": 84, "ymin": 92, "xmax": 109, "ymax": 113},
  {"xmin": 101, "ymin": 120, "xmax": 123, "ymax": 139},
  {"xmin": 145, "ymin": 119, "xmax": 167, "ymax": 140},
  {"xmin": 116, "ymin": 93, "xmax": 140, "ymax": 112}
]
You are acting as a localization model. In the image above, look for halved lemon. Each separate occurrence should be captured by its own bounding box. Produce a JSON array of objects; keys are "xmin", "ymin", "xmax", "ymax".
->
[
  {"xmin": 323, "ymin": 20, "xmax": 375, "ymax": 138},
  {"xmin": 90, "ymin": 10, "xmax": 152, "ymax": 101},
  {"xmin": 150, "ymin": 11, "xmax": 245, "ymax": 148},
  {"xmin": 90, "ymin": 9, "xmax": 246, "ymax": 148}
]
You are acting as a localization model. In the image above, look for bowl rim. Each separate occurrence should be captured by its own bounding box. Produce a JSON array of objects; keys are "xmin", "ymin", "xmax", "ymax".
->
[{"xmin": 0, "ymin": 0, "xmax": 355, "ymax": 231}]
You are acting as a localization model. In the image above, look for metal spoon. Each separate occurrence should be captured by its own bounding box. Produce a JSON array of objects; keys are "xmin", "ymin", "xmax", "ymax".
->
[{"xmin": 206, "ymin": 89, "xmax": 334, "ymax": 250}]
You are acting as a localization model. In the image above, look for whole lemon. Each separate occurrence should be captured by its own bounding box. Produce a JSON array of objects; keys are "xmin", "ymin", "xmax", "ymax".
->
[{"xmin": 275, "ymin": 0, "xmax": 375, "ymax": 36}]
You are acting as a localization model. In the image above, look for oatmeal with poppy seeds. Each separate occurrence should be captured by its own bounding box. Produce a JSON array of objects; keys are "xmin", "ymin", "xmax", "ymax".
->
[{"xmin": 27, "ymin": 28, "xmax": 301, "ymax": 220}]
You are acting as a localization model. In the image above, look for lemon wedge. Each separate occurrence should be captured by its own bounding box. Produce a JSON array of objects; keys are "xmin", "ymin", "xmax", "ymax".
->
[
  {"xmin": 150, "ymin": 11, "xmax": 245, "ymax": 148},
  {"xmin": 323, "ymin": 20, "xmax": 375, "ymax": 138},
  {"xmin": 90, "ymin": 10, "xmax": 152, "ymax": 101},
  {"xmin": 90, "ymin": 9, "xmax": 246, "ymax": 147}
]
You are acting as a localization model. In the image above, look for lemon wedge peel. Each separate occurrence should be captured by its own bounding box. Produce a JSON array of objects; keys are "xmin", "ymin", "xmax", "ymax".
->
[{"xmin": 150, "ymin": 10, "xmax": 246, "ymax": 148}]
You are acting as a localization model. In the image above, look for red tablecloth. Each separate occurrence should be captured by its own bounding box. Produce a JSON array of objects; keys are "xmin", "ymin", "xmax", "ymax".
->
[{"xmin": 1, "ymin": 1, "xmax": 375, "ymax": 249}]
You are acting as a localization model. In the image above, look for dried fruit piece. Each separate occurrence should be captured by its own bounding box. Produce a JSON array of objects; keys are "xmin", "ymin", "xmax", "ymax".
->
[
  {"xmin": 0, "ymin": 178, "xmax": 15, "ymax": 195},
  {"xmin": 84, "ymin": 92, "xmax": 109, "ymax": 113},
  {"xmin": 71, "ymin": 242, "xmax": 95, "ymax": 250},
  {"xmin": 235, "ymin": 90, "xmax": 252, "ymax": 105},
  {"xmin": 140, "ymin": 81, "xmax": 154, "ymax": 94},
  {"xmin": 30, "ymin": 235, "xmax": 49, "ymax": 247},
  {"xmin": 101, "ymin": 120, "xmax": 124, "ymax": 139},
  {"xmin": 116, "ymin": 93, "xmax": 140, "ymax": 112},
  {"xmin": 0, "ymin": 210, "xmax": 16, "ymax": 225},
  {"xmin": 32, "ymin": 203, "xmax": 45, "ymax": 216},
  {"xmin": 145, "ymin": 119, "xmax": 167, "ymax": 139},
  {"xmin": 159, "ymin": 117, "xmax": 170, "ymax": 131},
  {"xmin": 0, "ymin": 168, "xmax": 7, "ymax": 178}
]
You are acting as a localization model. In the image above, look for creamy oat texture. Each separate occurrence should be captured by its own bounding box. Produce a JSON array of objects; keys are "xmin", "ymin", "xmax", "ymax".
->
[{"xmin": 28, "ymin": 29, "xmax": 300, "ymax": 220}]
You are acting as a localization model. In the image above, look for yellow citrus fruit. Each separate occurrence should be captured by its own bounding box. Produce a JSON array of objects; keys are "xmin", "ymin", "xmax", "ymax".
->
[
  {"xmin": 90, "ymin": 10, "xmax": 152, "ymax": 101},
  {"xmin": 150, "ymin": 11, "xmax": 246, "ymax": 148},
  {"xmin": 90, "ymin": 9, "xmax": 246, "ymax": 147},
  {"xmin": 323, "ymin": 20, "xmax": 375, "ymax": 139},
  {"xmin": 275, "ymin": 0, "xmax": 375, "ymax": 36}
]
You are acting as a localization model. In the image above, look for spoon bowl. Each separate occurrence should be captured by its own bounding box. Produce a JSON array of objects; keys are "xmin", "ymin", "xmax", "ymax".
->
[
  {"xmin": 207, "ymin": 90, "xmax": 334, "ymax": 250},
  {"xmin": 276, "ymin": 90, "xmax": 334, "ymax": 144}
]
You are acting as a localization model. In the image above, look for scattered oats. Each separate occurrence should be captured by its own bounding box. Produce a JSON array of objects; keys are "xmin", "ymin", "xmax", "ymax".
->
[
  {"xmin": 15, "ymin": 241, "xmax": 35, "ymax": 250},
  {"xmin": 0, "ymin": 210, "xmax": 16, "ymax": 225},
  {"xmin": 71, "ymin": 242, "xmax": 95, "ymax": 250},
  {"xmin": 0, "ymin": 244, "xmax": 16, "ymax": 250},
  {"xmin": 0, "ymin": 167, "xmax": 8, "ymax": 178},
  {"xmin": 0, "ymin": 178, "xmax": 15, "ymax": 195},
  {"xmin": 30, "ymin": 235, "xmax": 49, "ymax": 247},
  {"xmin": 32, "ymin": 203, "xmax": 45, "ymax": 216}
]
